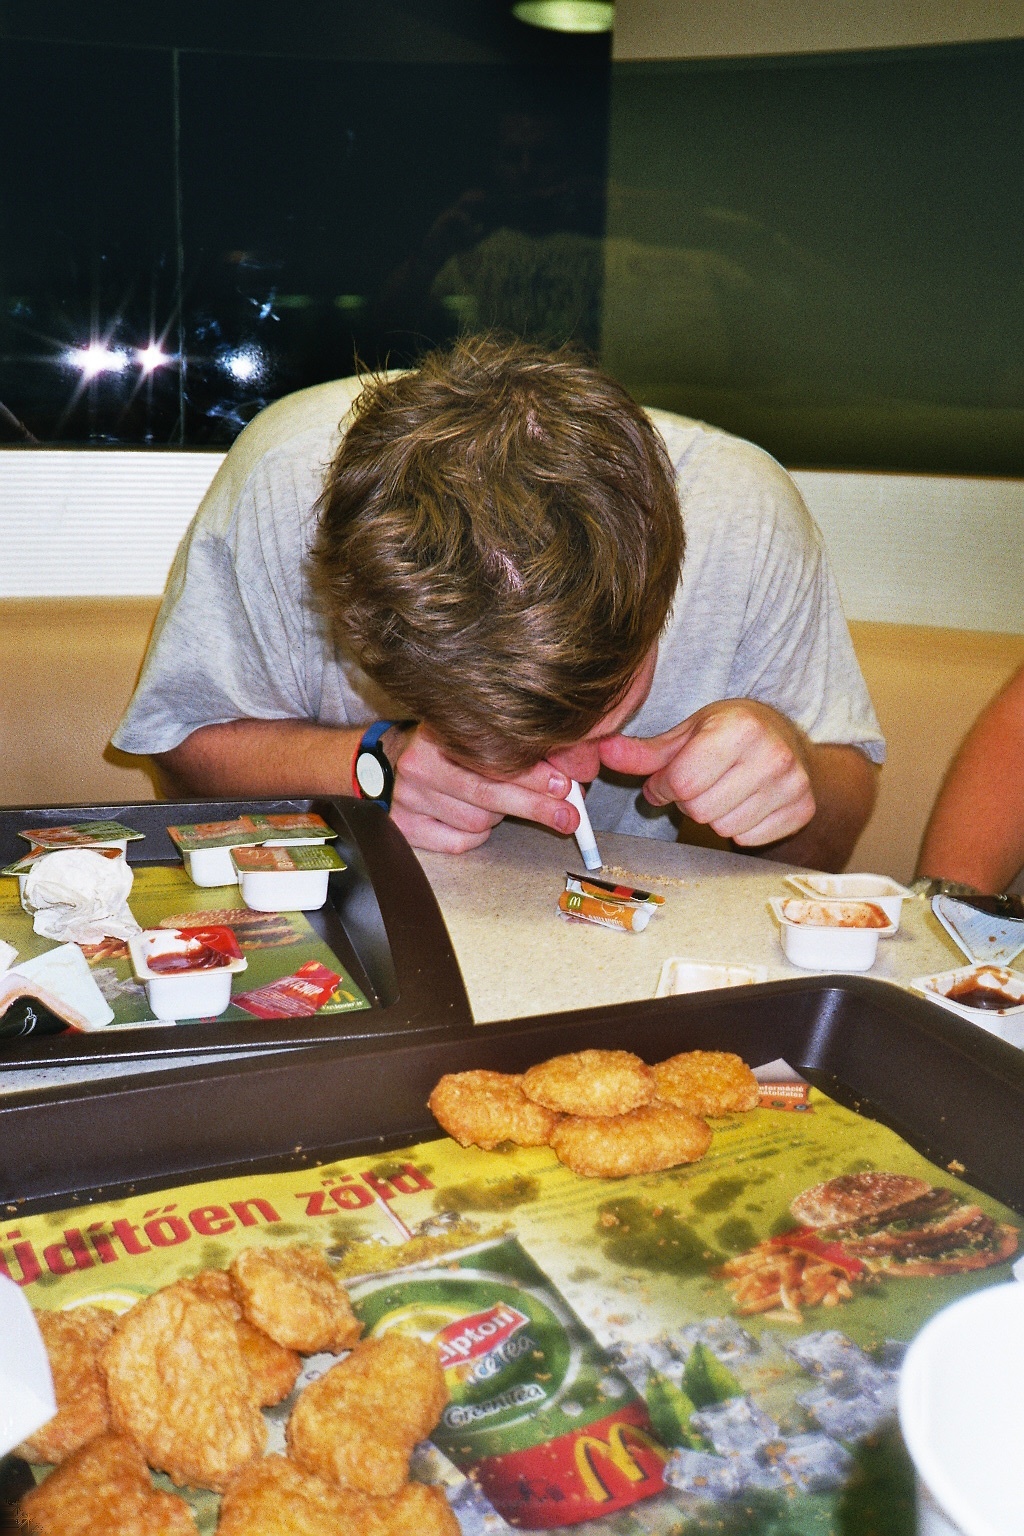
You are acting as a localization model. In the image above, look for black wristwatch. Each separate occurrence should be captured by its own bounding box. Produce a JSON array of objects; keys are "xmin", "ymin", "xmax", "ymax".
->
[{"xmin": 351, "ymin": 721, "xmax": 403, "ymax": 809}]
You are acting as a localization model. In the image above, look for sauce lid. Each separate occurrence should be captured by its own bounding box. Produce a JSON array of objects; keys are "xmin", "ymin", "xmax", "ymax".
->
[
  {"xmin": 231, "ymin": 843, "xmax": 346, "ymax": 874},
  {"xmin": 18, "ymin": 820, "xmax": 143, "ymax": 849}
]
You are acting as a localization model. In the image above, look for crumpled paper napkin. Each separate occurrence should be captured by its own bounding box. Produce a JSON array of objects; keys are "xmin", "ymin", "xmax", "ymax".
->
[{"xmin": 22, "ymin": 847, "xmax": 140, "ymax": 945}]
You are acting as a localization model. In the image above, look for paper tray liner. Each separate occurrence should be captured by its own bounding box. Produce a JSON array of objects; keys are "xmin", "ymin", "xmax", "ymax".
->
[{"xmin": 4, "ymin": 1083, "xmax": 1020, "ymax": 1534}]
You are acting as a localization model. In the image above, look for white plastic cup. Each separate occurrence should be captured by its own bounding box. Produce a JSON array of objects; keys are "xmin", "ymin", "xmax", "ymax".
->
[
  {"xmin": 785, "ymin": 872, "xmax": 909, "ymax": 929},
  {"xmin": 656, "ymin": 959, "xmax": 769, "ymax": 996},
  {"xmin": 143, "ymin": 968, "xmax": 235, "ymax": 1022},
  {"xmin": 899, "ymin": 1282, "xmax": 1024, "ymax": 1536},
  {"xmin": 182, "ymin": 846, "xmax": 243, "ymax": 887},
  {"xmin": 128, "ymin": 930, "xmax": 248, "ymax": 1022},
  {"xmin": 770, "ymin": 898, "xmax": 895, "ymax": 971},
  {"xmin": 0, "ymin": 1274, "xmax": 56, "ymax": 1456},
  {"xmin": 237, "ymin": 868, "xmax": 330, "ymax": 912}
]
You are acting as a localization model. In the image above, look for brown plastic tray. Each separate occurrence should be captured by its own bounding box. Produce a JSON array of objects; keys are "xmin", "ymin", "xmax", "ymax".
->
[
  {"xmin": 0, "ymin": 796, "xmax": 472, "ymax": 1066},
  {"xmin": 3, "ymin": 973, "xmax": 1023, "ymax": 1216}
]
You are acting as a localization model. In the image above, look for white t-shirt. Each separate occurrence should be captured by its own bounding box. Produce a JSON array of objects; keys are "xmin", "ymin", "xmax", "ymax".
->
[{"xmin": 113, "ymin": 377, "xmax": 884, "ymax": 840}]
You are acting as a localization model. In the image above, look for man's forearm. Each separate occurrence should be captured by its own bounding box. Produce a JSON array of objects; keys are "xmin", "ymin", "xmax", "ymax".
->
[
  {"xmin": 153, "ymin": 720, "xmax": 365, "ymax": 799},
  {"xmin": 756, "ymin": 744, "xmax": 879, "ymax": 873}
]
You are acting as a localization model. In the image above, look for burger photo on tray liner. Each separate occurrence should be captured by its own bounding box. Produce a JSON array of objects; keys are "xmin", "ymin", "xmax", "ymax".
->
[
  {"xmin": 722, "ymin": 1170, "xmax": 1019, "ymax": 1319},
  {"xmin": 789, "ymin": 1171, "xmax": 1019, "ymax": 1277}
]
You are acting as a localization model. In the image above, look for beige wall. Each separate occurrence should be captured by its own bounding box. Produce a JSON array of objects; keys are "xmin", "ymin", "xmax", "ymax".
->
[{"xmin": 614, "ymin": 0, "xmax": 1024, "ymax": 61}]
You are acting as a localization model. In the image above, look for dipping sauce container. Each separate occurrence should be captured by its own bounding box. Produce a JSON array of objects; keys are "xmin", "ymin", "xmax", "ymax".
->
[
  {"xmin": 770, "ymin": 898, "xmax": 896, "ymax": 971},
  {"xmin": 128, "ymin": 925, "xmax": 247, "ymax": 1021},
  {"xmin": 231, "ymin": 843, "xmax": 345, "ymax": 912},
  {"xmin": 785, "ymin": 872, "xmax": 910, "ymax": 930}
]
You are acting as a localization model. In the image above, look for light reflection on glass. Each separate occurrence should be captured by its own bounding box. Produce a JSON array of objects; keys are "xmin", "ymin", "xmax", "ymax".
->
[
  {"xmin": 67, "ymin": 343, "xmax": 131, "ymax": 378},
  {"xmin": 137, "ymin": 342, "xmax": 172, "ymax": 373},
  {"xmin": 221, "ymin": 346, "xmax": 265, "ymax": 382}
]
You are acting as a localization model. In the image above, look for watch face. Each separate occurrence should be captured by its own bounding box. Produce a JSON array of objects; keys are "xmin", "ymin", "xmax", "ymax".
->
[{"xmin": 356, "ymin": 750, "xmax": 387, "ymax": 801}]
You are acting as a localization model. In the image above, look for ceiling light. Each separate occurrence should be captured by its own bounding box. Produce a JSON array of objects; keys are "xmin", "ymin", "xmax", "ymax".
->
[{"xmin": 512, "ymin": 1, "xmax": 613, "ymax": 34}]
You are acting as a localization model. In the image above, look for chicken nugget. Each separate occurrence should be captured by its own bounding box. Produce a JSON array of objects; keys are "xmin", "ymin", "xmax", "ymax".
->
[
  {"xmin": 521, "ymin": 1049, "xmax": 655, "ymax": 1117},
  {"xmin": 230, "ymin": 1244, "xmax": 362, "ymax": 1355},
  {"xmin": 20, "ymin": 1432, "xmax": 198, "ymax": 1536},
  {"xmin": 217, "ymin": 1456, "xmax": 359, "ymax": 1536},
  {"xmin": 287, "ymin": 1334, "xmax": 447, "ymax": 1495},
  {"xmin": 17, "ymin": 1305, "xmax": 116, "ymax": 1465},
  {"xmin": 550, "ymin": 1101, "xmax": 712, "ymax": 1178},
  {"xmin": 100, "ymin": 1281, "xmax": 266, "ymax": 1492},
  {"xmin": 218, "ymin": 1457, "xmax": 459, "ymax": 1536},
  {"xmin": 428, "ymin": 1070, "xmax": 560, "ymax": 1150},
  {"xmin": 361, "ymin": 1481, "xmax": 461, "ymax": 1536},
  {"xmin": 653, "ymin": 1050, "xmax": 760, "ymax": 1116},
  {"xmin": 183, "ymin": 1269, "xmax": 300, "ymax": 1406}
]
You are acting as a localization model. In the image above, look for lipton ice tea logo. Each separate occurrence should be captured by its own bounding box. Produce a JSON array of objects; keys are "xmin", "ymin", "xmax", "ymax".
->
[
  {"xmin": 435, "ymin": 1303, "xmax": 532, "ymax": 1385},
  {"xmin": 574, "ymin": 1419, "xmax": 669, "ymax": 1503}
]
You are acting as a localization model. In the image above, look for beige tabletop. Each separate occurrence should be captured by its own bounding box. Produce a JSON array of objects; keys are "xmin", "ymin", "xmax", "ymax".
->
[
  {"xmin": 416, "ymin": 821, "xmax": 969, "ymax": 1025},
  {"xmin": 0, "ymin": 823, "xmax": 973, "ymax": 1096}
]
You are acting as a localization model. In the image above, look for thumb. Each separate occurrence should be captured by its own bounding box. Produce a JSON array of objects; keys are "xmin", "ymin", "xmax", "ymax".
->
[{"xmin": 598, "ymin": 719, "xmax": 696, "ymax": 779}]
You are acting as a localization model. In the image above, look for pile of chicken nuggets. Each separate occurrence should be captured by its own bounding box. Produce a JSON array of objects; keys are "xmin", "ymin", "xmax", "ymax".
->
[
  {"xmin": 428, "ymin": 1047, "xmax": 760, "ymax": 1178},
  {"xmin": 18, "ymin": 1243, "xmax": 459, "ymax": 1536}
]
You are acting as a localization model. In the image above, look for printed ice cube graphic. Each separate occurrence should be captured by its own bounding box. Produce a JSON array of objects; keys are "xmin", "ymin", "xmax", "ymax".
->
[
  {"xmin": 787, "ymin": 1330, "xmax": 900, "ymax": 1442},
  {"xmin": 665, "ymin": 1448, "xmax": 744, "ymax": 1498},
  {"xmin": 606, "ymin": 1336, "xmax": 684, "ymax": 1393},
  {"xmin": 444, "ymin": 1475, "xmax": 514, "ymax": 1534},
  {"xmin": 606, "ymin": 1315, "xmax": 758, "ymax": 1394},
  {"xmin": 677, "ymin": 1316, "xmax": 759, "ymax": 1364},
  {"xmin": 690, "ymin": 1396, "xmax": 781, "ymax": 1455},
  {"xmin": 664, "ymin": 1412, "xmax": 853, "ymax": 1501},
  {"xmin": 769, "ymin": 1433, "xmax": 854, "ymax": 1492},
  {"xmin": 797, "ymin": 1381, "xmax": 898, "ymax": 1442}
]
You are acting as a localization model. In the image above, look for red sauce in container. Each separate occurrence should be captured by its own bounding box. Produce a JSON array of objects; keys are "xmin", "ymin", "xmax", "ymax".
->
[
  {"xmin": 147, "ymin": 943, "xmax": 232, "ymax": 974},
  {"xmin": 143, "ymin": 925, "xmax": 243, "ymax": 974}
]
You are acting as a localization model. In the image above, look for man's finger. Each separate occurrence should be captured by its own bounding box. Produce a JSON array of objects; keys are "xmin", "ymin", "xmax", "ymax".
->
[
  {"xmin": 390, "ymin": 807, "xmax": 493, "ymax": 854},
  {"xmin": 598, "ymin": 722, "xmax": 694, "ymax": 781},
  {"xmin": 730, "ymin": 794, "xmax": 817, "ymax": 847},
  {"xmin": 398, "ymin": 731, "xmax": 577, "ymax": 834},
  {"xmin": 669, "ymin": 748, "xmax": 808, "ymax": 830}
]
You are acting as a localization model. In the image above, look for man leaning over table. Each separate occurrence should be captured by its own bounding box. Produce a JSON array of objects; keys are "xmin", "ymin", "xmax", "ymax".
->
[{"xmin": 112, "ymin": 335, "xmax": 884, "ymax": 872}]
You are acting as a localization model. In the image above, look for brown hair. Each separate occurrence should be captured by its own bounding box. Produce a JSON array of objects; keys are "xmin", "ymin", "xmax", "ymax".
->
[{"xmin": 310, "ymin": 334, "xmax": 683, "ymax": 772}]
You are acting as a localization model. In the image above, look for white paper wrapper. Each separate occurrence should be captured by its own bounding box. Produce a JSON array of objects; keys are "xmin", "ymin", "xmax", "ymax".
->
[
  {"xmin": 0, "ymin": 1274, "xmax": 56, "ymax": 1458},
  {"xmin": 0, "ymin": 939, "xmax": 16, "ymax": 974},
  {"xmin": 22, "ymin": 848, "xmax": 140, "ymax": 945}
]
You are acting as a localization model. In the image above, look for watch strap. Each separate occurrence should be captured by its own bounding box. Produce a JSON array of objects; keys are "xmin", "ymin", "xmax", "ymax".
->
[{"xmin": 351, "ymin": 720, "xmax": 400, "ymax": 806}]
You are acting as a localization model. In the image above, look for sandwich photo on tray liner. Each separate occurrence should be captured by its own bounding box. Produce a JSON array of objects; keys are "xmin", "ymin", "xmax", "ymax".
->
[{"xmin": 4, "ymin": 1069, "xmax": 1021, "ymax": 1535}]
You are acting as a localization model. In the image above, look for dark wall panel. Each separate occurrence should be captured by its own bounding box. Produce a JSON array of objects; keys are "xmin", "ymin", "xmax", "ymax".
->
[{"xmin": 603, "ymin": 41, "xmax": 1024, "ymax": 472}]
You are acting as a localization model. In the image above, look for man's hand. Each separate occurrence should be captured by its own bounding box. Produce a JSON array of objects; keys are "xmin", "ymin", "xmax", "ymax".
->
[
  {"xmin": 155, "ymin": 719, "xmax": 579, "ymax": 856},
  {"xmin": 598, "ymin": 699, "xmax": 877, "ymax": 871},
  {"xmin": 390, "ymin": 724, "xmax": 576, "ymax": 853},
  {"xmin": 598, "ymin": 700, "xmax": 815, "ymax": 844}
]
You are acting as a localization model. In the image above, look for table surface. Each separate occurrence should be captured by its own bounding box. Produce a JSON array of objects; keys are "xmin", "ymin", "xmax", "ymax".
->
[
  {"xmin": 418, "ymin": 821, "xmax": 965, "ymax": 1022},
  {"xmin": 0, "ymin": 823, "xmax": 974, "ymax": 1096}
]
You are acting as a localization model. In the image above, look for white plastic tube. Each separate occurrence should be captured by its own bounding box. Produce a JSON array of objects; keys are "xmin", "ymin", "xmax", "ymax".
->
[{"xmin": 566, "ymin": 781, "xmax": 602, "ymax": 871}]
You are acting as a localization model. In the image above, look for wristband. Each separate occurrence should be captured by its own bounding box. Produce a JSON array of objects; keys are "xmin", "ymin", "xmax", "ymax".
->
[{"xmin": 352, "ymin": 721, "xmax": 400, "ymax": 809}]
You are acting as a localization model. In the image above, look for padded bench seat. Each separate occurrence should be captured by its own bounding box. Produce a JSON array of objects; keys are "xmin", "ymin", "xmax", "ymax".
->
[{"xmin": 2, "ymin": 597, "xmax": 1022, "ymax": 885}]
